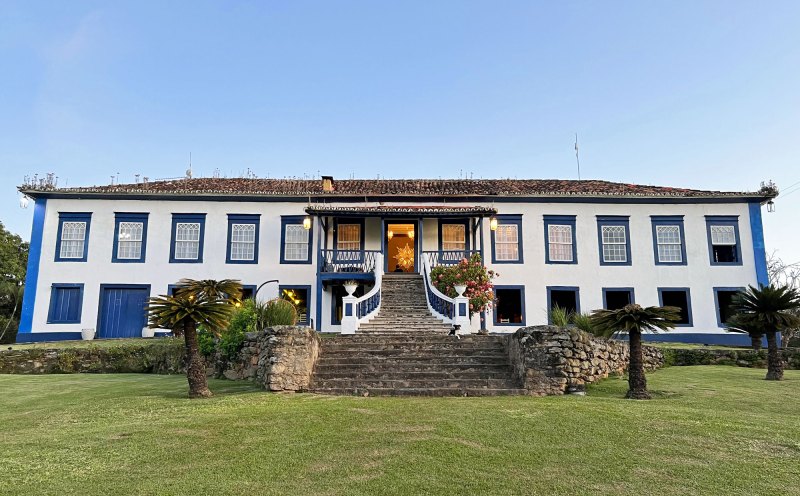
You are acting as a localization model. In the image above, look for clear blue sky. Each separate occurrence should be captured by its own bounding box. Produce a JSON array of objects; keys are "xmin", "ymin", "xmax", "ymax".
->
[{"xmin": 1, "ymin": 1, "xmax": 798, "ymax": 261}]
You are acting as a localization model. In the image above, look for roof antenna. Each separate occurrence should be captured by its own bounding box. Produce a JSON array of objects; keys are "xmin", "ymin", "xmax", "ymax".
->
[
  {"xmin": 574, "ymin": 133, "xmax": 581, "ymax": 180},
  {"xmin": 186, "ymin": 152, "xmax": 193, "ymax": 179}
]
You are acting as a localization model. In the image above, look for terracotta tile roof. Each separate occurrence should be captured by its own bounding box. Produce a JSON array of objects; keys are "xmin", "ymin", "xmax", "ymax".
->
[
  {"xmin": 19, "ymin": 177, "xmax": 765, "ymax": 199},
  {"xmin": 305, "ymin": 205, "xmax": 497, "ymax": 216}
]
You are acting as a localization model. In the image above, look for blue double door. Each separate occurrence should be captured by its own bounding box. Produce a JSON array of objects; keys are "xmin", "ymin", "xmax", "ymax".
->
[{"xmin": 98, "ymin": 286, "xmax": 150, "ymax": 338}]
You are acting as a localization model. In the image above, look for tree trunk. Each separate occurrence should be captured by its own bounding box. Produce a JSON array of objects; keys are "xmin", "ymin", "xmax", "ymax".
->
[
  {"xmin": 750, "ymin": 334, "xmax": 762, "ymax": 350},
  {"xmin": 765, "ymin": 331, "xmax": 784, "ymax": 381},
  {"xmin": 626, "ymin": 330, "xmax": 651, "ymax": 399},
  {"xmin": 183, "ymin": 319, "xmax": 212, "ymax": 398}
]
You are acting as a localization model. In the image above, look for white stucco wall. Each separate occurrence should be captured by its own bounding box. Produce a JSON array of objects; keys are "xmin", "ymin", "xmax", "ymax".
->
[{"xmin": 27, "ymin": 197, "xmax": 760, "ymax": 336}]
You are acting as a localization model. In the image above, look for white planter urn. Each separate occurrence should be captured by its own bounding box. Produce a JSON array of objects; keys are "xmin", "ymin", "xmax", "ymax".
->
[
  {"xmin": 454, "ymin": 285, "xmax": 467, "ymax": 297},
  {"xmin": 344, "ymin": 283, "xmax": 358, "ymax": 295},
  {"xmin": 81, "ymin": 328, "xmax": 96, "ymax": 341},
  {"xmin": 142, "ymin": 327, "xmax": 155, "ymax": 338}
]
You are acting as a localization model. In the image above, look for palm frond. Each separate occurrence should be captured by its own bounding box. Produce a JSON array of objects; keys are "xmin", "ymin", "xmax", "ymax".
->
[
  {"xmin": 174, "ymin": 278, "xmax": 244, "ymax": 305},
  {"xmin": 590, "ymin": 304, "xmax": 681, "ymax": 338},
  {"xmin": 731, "ymin": 284, "xmax": 800, "ymax": 330}
]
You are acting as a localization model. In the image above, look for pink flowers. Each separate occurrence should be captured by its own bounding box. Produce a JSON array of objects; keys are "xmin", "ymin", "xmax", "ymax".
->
[{"xmin": 429, "ymin": 253, "xmax": 498, "ymax": 317}]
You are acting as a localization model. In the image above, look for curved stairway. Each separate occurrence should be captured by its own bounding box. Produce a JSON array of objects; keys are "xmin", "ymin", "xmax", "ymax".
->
[{"xmin": 309, "ymin": 273, "xmax": 525, "ymax": 396}]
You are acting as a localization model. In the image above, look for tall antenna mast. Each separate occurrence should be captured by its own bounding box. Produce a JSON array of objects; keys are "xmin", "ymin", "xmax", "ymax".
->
[{"xmin": 574, "ymin": 133, "xmax": 581, "ymax": 180}]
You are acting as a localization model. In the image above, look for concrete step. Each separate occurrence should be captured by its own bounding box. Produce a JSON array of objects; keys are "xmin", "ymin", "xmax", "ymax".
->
[
  {"xmin": 313, "ymin": 368, "xmax": 513, "ymax": 379},
  {"xmin": 309, "ymin": 387, "xmax": 527, "ymax": 397},
  {"xmin": 311, "ymin": 378, "xmax": 519, "ymax": 389},
  {"xmin": 317, "ymin": 355, "xmax": 511, "ymax": 366}
]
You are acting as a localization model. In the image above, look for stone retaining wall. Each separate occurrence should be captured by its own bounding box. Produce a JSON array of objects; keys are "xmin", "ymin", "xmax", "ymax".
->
[
  {"xmin": 0, "ymin": 340, "xmax": 185, "ymax": 375},
  {"xmin": 664, "ymin": 347, "xmax": 800, "ymax": 369},
  {"xmin": 222, "ymin": 326, "xmax": 320, "ymax": 392},
  {"xmin": 507, "ymin": 326, "xmax": 664, "ymax": 396}
]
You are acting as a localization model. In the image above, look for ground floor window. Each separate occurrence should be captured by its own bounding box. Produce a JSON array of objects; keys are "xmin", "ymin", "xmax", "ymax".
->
[
  {"xmin": 714, "ymin": 288, "xmax": 741, "ymax": 327},
  {"xmin": 658, "ymin": 288, "xmax": 692, "ymax": 326},
  {"xmin": 280, "ymin": 286, "xmax": 310, "ymax": 325},
  {"xmin": 547, "ymin": 286, "xmax": 580, "ymax": 319},
  {"xmin": 493, "ymin": 286, "xmax": 525, "ymax": 325},
  {"xmin": 603, "ymin": 288, "xmax": 634, "ymax": 310},
  {"xmin": 241, "ymin": 285, "xmax": 257, "ymax": 300}
]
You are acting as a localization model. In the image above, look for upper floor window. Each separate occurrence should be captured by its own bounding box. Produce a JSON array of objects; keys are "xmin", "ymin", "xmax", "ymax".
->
[
  {"xmin": 227, "ymin": 214, "xmax": 260, "ymax": 264},
  {"xmin": 597, "ymin": 216, "xmax": 631, "ymax": 265},
  {"xmin": 47, "ymin": 283, "xmax": 84, "ymax": 324},
  {"xmin": 336, "ymin": 221, "xmax": 362, "ymax": 251},
  {"xmin": 650, "ymin": 216, "xmax": 686, "ymax": 265},
  {"xmin": 441, "ymin": 223, "xmax": 467, "ymax": 251},
  {"xmin": 706, "ymin": 216, "xmax": 742, "ymax": 265},
  {"xmin": 491, "ymin": 215, "xmax": 523, "ymax": 263},
  {"xmin": 113, "ymin": 213, "xmax": 148, "ymax": 263},
  {"xmin": 55, "ymin": 212, "xmax": 91, "ymax": 262},
  {"xmin": 170, "ymin": 213, "xmax": 206, "ymax": 263},
  {"xmin": 281, "ymin": 215, "xmax": 313, "ymax": 264},
  {"xmin": 543, "ymin": 215, "xmax": 576, "ymax": 264}
]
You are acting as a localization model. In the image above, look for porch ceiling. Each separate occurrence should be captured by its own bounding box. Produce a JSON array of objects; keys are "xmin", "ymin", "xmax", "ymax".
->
[{"xmin": 304, "ymin": 205, "xmax": 497, "ymax": 217}]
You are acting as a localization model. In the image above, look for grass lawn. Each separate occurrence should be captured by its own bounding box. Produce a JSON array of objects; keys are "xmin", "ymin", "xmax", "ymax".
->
[
  {"xmin": 1, "ymin": 367, "xmax": 799, "ymax": 495},
  {"xmin": 7, "ymin": 338, "xmax": 172, "ymax": 350}
]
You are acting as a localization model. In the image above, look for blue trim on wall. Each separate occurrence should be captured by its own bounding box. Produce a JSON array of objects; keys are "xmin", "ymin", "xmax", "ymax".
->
[
  {"xmin": 657, "ymin": 287, "xmax": 693, "ymax": 327},
  {"xmin": 18, "ymin": 198, "xmax": 47, "ymax": 335},
  {"xmin": 226, "ymin": 214, "xmax": 260, "ymax": 264},
  {"xmin": 438, "ymin": 218, "xmax": 471, "ymax": 252},
  {"xmin": 546, "ymin": 286, "xmax": 580, "ymax": 322},
  {"xmin": 280, "ymin": 215, "xmax": 313, "ymax": 264},
  {"xmin": 713, "ymin": 286, "xmax": 745, "ymax": 328},
  {"xmin": 169, "ymin": 213, "xmax": 206, "ymax": 263},
  {"xmin": 54, "ymin": 212, "xmax": 92, "ymax": 262},
  {"xmin": 112, "ymin": 212, "xmax": 149, "ymax": 263},
  {"xmin": 705, "ymin": 215, "xmax": 743, "ymax": 266},
  {"xmin": 543, "ymin": 215, "xmax": 577, "ymax": 264},
  {"xmin": 46, "ymin": 283, "xmax": 84, "ymax": 324},
  {"xmin": 596, "ymin": 215, "xmax": 632, "ymax": 266},
  {"xmin": 493, "ymin": 285, "xmax": 526, "ymax": 326},
  {"xmin": 748, "ymin": 203, "xmax": 769, "ymax": 286},
  {"xmin": 491, "ymin": 214, "xmax": 524, "ymax": 264},
  {"xmin": 650, "ymin": 215, "xmax": 687, "ymax": 266},
  {"xmin": 601, "ymin": 287, "xmax": 635, "ymax": 309},
  {"xmin": 279, "ymin": 285, "xmax": 312, "ymax": 325}
]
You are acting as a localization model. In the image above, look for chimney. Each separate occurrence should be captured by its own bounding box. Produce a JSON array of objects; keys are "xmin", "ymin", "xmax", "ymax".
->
[{"xmin": 321, "ymin": 175, "xmax": 334, "ymax": 192}]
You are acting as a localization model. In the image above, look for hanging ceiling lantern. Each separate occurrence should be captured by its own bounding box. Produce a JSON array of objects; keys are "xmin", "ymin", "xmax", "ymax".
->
[
  {"xmin": 489, "ymin": 216, "xmax": 498, "ymax": 231},
  {"xmin": 303, "ymin": 216, "xmax": 312, "ymax": 230},
  {"xmin": 387, "ymin": 230, "xmax": 394, "ymax": 240},
  {"xmin": 408, "ymin": 230, "xmax": 414, "ymax": 239}
]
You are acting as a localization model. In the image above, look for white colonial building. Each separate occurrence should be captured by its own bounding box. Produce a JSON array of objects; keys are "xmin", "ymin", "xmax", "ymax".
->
[{"xmin": 16, "ymin": 176, "xmax": 773, "ymax": 344}]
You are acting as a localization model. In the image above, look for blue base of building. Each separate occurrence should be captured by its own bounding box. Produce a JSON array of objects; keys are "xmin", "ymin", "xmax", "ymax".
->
[
  {"xmin": 15, "ymin": 331, "xmax": 172, "ymax": 343},
  {"xmin": 641, "ymin": 333, "xmax": 774, "ymax": 347}
]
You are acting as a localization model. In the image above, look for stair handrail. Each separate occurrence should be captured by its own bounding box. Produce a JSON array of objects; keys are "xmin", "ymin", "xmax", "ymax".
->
[
  {"xmin": 354, "ymin": 253, "xmax": 383, "ymax": 324},
  {"xmin": 422, "ymin": 257, "xmax": 455, "ymax": 323}
]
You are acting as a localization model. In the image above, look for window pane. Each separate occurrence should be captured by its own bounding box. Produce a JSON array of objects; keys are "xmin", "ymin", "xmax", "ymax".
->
[
  {"xmin": 495, "ymin": 224, "xmax": 519, "ymax": 261},
  {"xmin": 442, "ymin": 224, "xmax": 466, "ymax": 250},
  {"xmin": 602, "ymin": 225, "xmax": 626, "ymax": 244},
  {"xmin": 117, "ymin": 222, "xmax": 143, "ymax": 259},
  {"xmin": 710, "ymin": 225, "xmax": 736, "ymax": 245},
  {"xmin": 174, "ymin": 222, "xmax": 200, "ymax": 259},
  {"xmin": 337, "ymin": 224, "xmax": 361, "ymax": 251},
  {"xmin": 658, "ymin": 244, "xmax": 682, "ymax": 263},
  {"xmin": 656, "ymin": 225, "xmax": 680, "ymax": 244},
  {"xmin": 230, "ymin": 223, "xmax": 256, "ymax": 261},
  {"xmin": 59, "ymin": 221, "xmax": 86, "ymax": 259},
  {"xmin": 284, "ymin": 225, "xmax": 309, "ymax": 261},
  {"xmin": 547, "ymin": 224, "xmax": 573, "ymax": 262},
  {"xmin": 601, "ymin": 225, "xmax": 627, "ymax": 262}
]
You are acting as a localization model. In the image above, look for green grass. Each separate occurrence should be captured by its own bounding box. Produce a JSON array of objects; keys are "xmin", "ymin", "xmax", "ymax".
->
[
  {"xmin": 1, "ymin": 367, "xmax": 799, "ymax": 495},
  {"xmin": 7, "ymin": 337, "xmax": 174, "ymax": 350}
]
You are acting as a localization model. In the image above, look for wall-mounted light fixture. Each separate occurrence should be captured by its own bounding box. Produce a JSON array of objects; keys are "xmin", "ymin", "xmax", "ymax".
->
[
  {"xmin": 303, "ymin": 216, "xmax": 312, "ymax": 230},
  {"xmin": 408, "ymin": 230, "xmax": 414, "ymax": 239},
  {"xmin": 387, "ymin": 230, "xmax": 394, "ymax": 240},
  {"xmin": 489, "ymin": 216, "xmax": 498, "ymax": 231}
]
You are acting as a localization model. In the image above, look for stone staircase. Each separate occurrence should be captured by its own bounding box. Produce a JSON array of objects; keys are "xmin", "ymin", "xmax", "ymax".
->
[{"xmin": 309, "ymin": 274, "xmax": 525, "ymax": 396}]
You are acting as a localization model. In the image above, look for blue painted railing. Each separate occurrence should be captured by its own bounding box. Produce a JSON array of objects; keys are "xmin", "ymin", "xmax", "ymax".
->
[
  {"xmin": 357, "ymin": 290, "xmax": 381, "ymax": 318},
  {"xmin": 422, "ymin": 258, "xmax": 455, "ymax": 321},
  {"xmin": 319, "ymin": 249, "xmax": 381, "ymax": 274},
  {"xmin": 423, "ymin": 250, "xmax": 480, "ymax": 267}
]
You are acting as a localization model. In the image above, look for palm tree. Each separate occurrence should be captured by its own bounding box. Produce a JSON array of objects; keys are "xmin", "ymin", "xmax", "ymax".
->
[
  {"xmin": 731, "ymin": 285, "xmax": 800, "ymax": 381},
  {"xmin": 725, "ymin": 313, "xmax": 766, "ymax": 350},
  {"xmin": 590, "ymin": 304, "xmax": 681, "ymax": 399},
  {"xmin": 147, "ymin": 279, "xmax": 242, "ymax": 398}
]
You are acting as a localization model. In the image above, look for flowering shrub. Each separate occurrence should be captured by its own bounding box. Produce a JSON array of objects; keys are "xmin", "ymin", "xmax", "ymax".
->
[{"xmin": 430, "ymin": 253, "xmax": 498, "ymax": 316}]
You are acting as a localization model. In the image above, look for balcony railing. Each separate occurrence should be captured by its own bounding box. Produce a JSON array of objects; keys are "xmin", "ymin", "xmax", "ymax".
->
[
  {"xmin": 422, "ymin": 250, "xmax": 480, "ymax": 268},
  {"xmin": 319, "ymin": 250, "xmax": 381, "ymax": 274}
]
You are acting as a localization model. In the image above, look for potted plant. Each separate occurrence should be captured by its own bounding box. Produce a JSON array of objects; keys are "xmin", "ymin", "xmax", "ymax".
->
[
  {"xmin": 142, "ymin": 326, "xmax": 156, "ymax": 338},
  {"xmin": 343, "ymin": 280, "xmax": 359, "ymax": 296},
  {"xmin": 81, "ymin": 328, "xmax": 96, "ymax": 340},
  {"xmin": 454, "ymin": 284, "xmax": 467, "ymax": 297},
  {"xmin": 430, "ymin": 254, "xmax": 498, "ymax": 317}
]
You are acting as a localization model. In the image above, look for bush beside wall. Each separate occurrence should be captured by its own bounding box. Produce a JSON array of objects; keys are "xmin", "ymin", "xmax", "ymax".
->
[{"xmin": 662, "ymin": 347, "xmax": 800, "ymax": 369}]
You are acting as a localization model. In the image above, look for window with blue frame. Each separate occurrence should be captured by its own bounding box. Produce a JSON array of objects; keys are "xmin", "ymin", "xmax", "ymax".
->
[
  {"xmin": 547, "ymin": 286, "xmax": 580, "ymax": 321},
  {"xmin": 55, "ymin": 212, "xmax": 92, "ymax": 262},
  {"xmin": 47, "ymin": 284, "xmax": 84, "ymax": 324},
  {"xmin": 170, "ymin": 213, "xmax": 206, "ymax": 263},
  {"xmin": 597, "ymin": 216, "xmax": 631, "ymax": 265},
  {"xmin": 493, "ymin": 286, "xmax": 525, "ymax": 325},
  {"xmin": 280, "ymin": 286, "xmax": 311, "ymax": 325},
  {"xmin": 658, "ymin": 288, "xmax": 692, "ymax": 326},
  {"xmin": 714, "ymin": 287, "xmax": 743, "ymax": 327},
  {"xmin": 602, "ymin": 288, "xmax": 635, "ymax": 310},
  {"xmin": 226, "ymin": 214, "xmax": 260, "ymax": 264},
  {"xmin": 113, "ymin": 213, "xmax": 148, "ymax": 263},
  {"xmin": 705, "ymin": 216, "xmax": 742, "ymax": 265},
  {"xmin": 281, "ymin": 216, "xmax": 313, "ymax": 264},
  {"xmin": 543, "ymin": 215, "xmax": 577, "ymax": 264},
  {"xmin": 491, "ymin": 215, "xmax": 523, "ymax": 263},
  {"xmin": 650, "ymin": 216, "xmax": 686, "ymax": 265}
]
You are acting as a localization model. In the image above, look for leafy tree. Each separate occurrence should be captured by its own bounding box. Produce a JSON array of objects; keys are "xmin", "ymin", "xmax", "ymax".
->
[
  {"xmin": 0, "ymin": 222, "xmax": 29, "ymax": 344},
  {"xmin": 590, "ymin": 304, "xmax": 681, "ymax": 399},
  {"xmin": 766, "ymin": 251, "xmax": 800, "ymax": 348},
  {"xmin": 731, "ymin": 285, "xmax": 800, "ymax": 380},
  {"xmin": 147, "ymin": 279, "xmax": 242, "ymax": 398}
]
